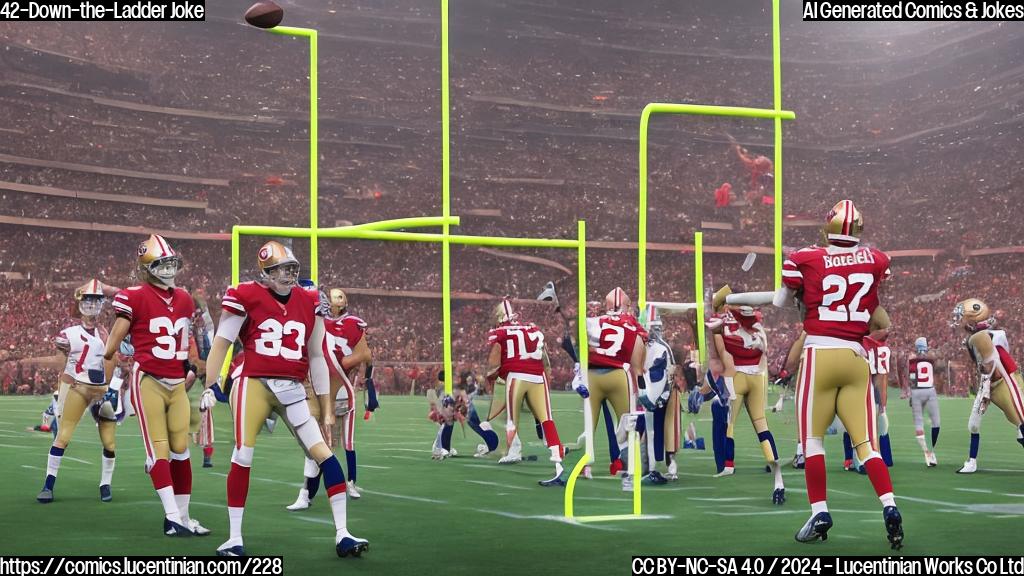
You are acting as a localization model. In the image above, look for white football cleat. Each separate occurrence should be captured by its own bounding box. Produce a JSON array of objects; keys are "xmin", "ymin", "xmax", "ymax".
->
[
  {"xmin": 498, "ymin": 453, "xmax": 522, "ymax": 464},
  {"xmin": 956, "ymin": 459, "xmax": 977, "ymax": 474},
  {"xmin": 347, "ymin": 481, "xmax": 361, "ymax": 500},
  {"xmin": 621, "ymin": 473, "xmax": 633, "ymax": 492},
  {"xmin": 186, "ymin": 518, "xmax": 211, "ymax": 536},
  {"xmin": 431, "ymin": 447, "xmax": 450, "ymax": 460},
  {"xmin": 474, "ymin": 444, "xmax": 493, "ymax": 458},
  {"xmin": 449, "ymin": 448, "xmax": 458, "ymax": 457},
  {"xmin": 926, "ymin": 451, "xmax": 938, "ymax": 467},
  {"xmin": 582, "ymin": 465, "xmax": 592, "ymax": 479},
  {"xmin": 286, "ymin": 488, "xmax": 311, "ymax": 511},
  {"xmin": 714, "ymin": 466, "xmax": 735, "ymax": 478}
]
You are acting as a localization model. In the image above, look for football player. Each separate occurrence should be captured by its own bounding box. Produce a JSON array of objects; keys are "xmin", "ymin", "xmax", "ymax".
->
[
  {"xmin": 580, "ymin": 288, "xmax": 648, "ymax": 486},
  {"xmin": 486, "ymin": 299, "xmax": 566, "ymax": 485},
  {"xmin": 38, "ymin": 280, "xmax": 120, "ymax": 503},
  {"xmin": 730, "ymin": 201, "xmax": 903, "ymax": 548},
  {"xmin": 103, "ymin": 236, "xmax": 209, "ymax": 537},
  {"xmin": 952, "ymin": 298, "xmax": 1024, "ymax": 474},
  {"xmin": 637, "ymin": 305, "xmax": 677, "ymax": 484},
  {"xmin": 200, "ymin": 241, "xmax": 367, "ymax": 558},
  {"xmin": 287, "ymin": 288, "xmax": 374, "ymax": 509},
  {"xmin": 706, "ymin": 286, "xmax": 785, "ymax": 504},
  {"xmin": 906, "ymin": 337, "xmax": 940, "ymax": 467}
]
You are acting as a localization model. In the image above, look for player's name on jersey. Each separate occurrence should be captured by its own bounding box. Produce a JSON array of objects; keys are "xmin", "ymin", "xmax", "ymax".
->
[
  {"xmin": 823, "ymin": 249, "xmax": 876, "ymax": 269},
  {"xmin": 0, "ymin": 0, "xmax": 205, "ymax": 21},
  {"xmin": 632, "ymin": 556, "xmax": 1024, "ymax": 576}
]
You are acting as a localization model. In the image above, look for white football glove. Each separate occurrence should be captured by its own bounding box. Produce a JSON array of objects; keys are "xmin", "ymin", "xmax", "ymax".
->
[
  {"xmin": 978, "ymin": 374, "xmax": 992, "ymax": 415},
  {"xmin": 200, "ymin": 387, "xmax": 217, "ymax": 411}
]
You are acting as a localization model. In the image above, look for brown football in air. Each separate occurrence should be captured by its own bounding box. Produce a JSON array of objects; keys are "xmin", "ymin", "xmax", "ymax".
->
[{"xmin": 244, "ymin": 1, "xmax": 284, "ymax": 29}]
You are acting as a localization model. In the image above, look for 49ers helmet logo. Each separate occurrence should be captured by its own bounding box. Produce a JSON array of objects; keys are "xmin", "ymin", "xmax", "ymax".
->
[
  {"xmin": 138, "ymin": 244, "xmax": 148, "ymax": 256},
  {"xmin": 258, "ymin": 246, "xmax": 272, "ymax": 261}
]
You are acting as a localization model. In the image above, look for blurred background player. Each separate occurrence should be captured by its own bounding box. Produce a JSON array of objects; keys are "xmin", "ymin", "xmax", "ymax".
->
[
  {"xmin": 636, "ymin": 304, "xmax": 680, "ymax": 484},
  {"xmin": 707, "ymin": 286, "xmax": 785, "ymax": 504},
  {"xmin": 287, "ymin": 288, "xmax": 375, "ymax": 509},
  {"xmin": 201, "ymin": 241, "xmax": 367, "ymax": 558},
  {"xmin": 428, "ymin": 370, "xmax": 463, "ymax": 459},
  {"xmin": 582, "ymin": 288, "xmax": 648, "ymax": 488},
  {"xmin": 906, "ymin": 337, "xmax": 940, "ymax": 467},
  {"xmin": 104, "ymin": 235, "xmax": 208, "ymax": 537},
  {"xmin": 190, "ymin": 291, "xmax": 216, "ymax": 468},
  {"xmin": 732, "ymin": 200, "xmax": 903, "ymax": 548},
  {"xmin": 38, "ymin": 279, "xmax": 120, "ymax": 504},
  {"xmin": 952, "ymin": 298, "xmax": 1024, "ymax": 474},
  {"xmin": 486, "ymin": 299, "xmax": 566, "ymax": 486}
]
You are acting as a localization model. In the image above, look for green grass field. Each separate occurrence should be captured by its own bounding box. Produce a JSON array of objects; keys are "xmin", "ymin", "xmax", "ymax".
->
[{"xmin": 2, "ymin": 392, "xmax": 1022, "ymax": 571}]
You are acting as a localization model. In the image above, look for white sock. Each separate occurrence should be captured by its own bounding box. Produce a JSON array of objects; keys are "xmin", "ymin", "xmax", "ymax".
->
[
  {"xmin": 329, "ymin": 492, "xmax": 348, "ymax": 538},
  {"xmin": 100, "ymin": 456, "xmax": 115, "ymax": 486},
  {"xmin": 303, "ymin": 457, "xmax": 319, "ymax": 478},
  {"xmin": 879, "ymin": 493, "xmax": 896, "ymax": 508},
  {"xmin": 47, "ymin": 452, "xmax": 62, "ymax": 478},
  {"xmin": 811, "ymin": 501, "xmax": 828, "ymax": 515},
  {"xmin": 228, "ymin": 506, "xmax": 245, "ymax": 541},
  {"xmin": 549, "ymin": 445, "xmax": 562, "ymax": 462},
  {"xmin": 296, "ymin": 488, "xmax": 310, "ymax": 502},
  {"xmin": 175, "ymin": 494, "xmax": 191, "ymax": 525},
  {"xmin": 157, "ymin": 486, "xmax": 181, "ymax": 523},
  {"xmin": 770, "ymin": 461, "xmax": 784, "ymax": 489},
  {"xmin": 796, "ymin": 443, "xmax": 804, "ymax": 457},
  {"xmin": 915, "ymin": 434, "xmax": 928, "ymax": 453}
]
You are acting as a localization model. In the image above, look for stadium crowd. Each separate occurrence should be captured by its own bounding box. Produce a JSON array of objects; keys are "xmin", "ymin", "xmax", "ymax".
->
[{"xmin": 0, "ymin": 0, "xmax": 1020, "ymax": 397}]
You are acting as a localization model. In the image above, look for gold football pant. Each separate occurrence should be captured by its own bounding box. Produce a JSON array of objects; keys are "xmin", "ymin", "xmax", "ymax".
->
[
  {"xmin": 587, "ymin": 368, "xmax": 635, "ymax": 435},
  {"xmin": 232, "ymin": 377, "xmax": 328, "ymax": 464},
  {"xmin": 796, "ymin": 348, "xmax": 877, "ymax": 462},
  {"xmin": 55, "ymin": 379, "xmax": 115, "ymax": 452},
  {"xmin": 727, "ymin": 371, "xmax": 776, "ymax": 463},
  {"xmin": 505, "ymin": 376, "xmax": 552, "ymax": 443},
  {"xmin": 129, "ymin": 368, "xmax": 190, "ymax": 466},
  {"xmin": 968, "ymin": 372, "xmax": 1024, "ymax": 435},
  {"xmin": 664, "ymin": 386, "xmax": 680, "ymax": 454}
]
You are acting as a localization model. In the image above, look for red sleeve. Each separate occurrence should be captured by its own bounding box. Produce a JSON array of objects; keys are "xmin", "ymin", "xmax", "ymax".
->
[
  {"xmin": 876, "ymin": 249, "xmax": 892, "ymax": 282},
  {"xmin": 486, "ymin": 328, "xmax": 501, "ymax": 346},
  {"xmin": 782, "ymin": 253, "xmax": 804, "ymax": 290},
  {"xmin": 111, "ymin": 289, "xmax": 134, "ymax": 319},
  {"xmin": 221, "ymin": 285, "xmax": 247, "ymax": 316}
]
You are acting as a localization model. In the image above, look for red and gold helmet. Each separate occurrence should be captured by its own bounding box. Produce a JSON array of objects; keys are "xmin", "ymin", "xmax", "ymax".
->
[
  {"xmin": 74, "ymin": 278, "xmax": 105, "ymax": 317},
  {"xmin": 257, "ymin": 241, "xmax": 300, "ymax": 295},
  {"xmin": 137, "ymin": 234, "xmax": 182, "ymax": 288},
  {"xmin": 494, "ymin": 298, "xmax": 518, "ymax": 325},
  {"xmin": 712, "ymin": 285, "xmax": 732, "ymax": 313},
  {"xmin": 824, "ymin": 200, "xmax": 863, "ymax": 247},
  {"xmin": 604, "ymin": 287, "xmax": 631, "ymax": 314},
  {"xmin": 952, "ymin": 298, "xmax": 994, "ymax": 333},
  {"xmin": 329, "ymin": 288, "xmax": 348, "ymax": 317}
]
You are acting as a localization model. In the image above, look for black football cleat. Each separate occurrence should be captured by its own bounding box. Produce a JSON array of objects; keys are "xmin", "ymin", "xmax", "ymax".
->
[
  {"xmin": 100, "ymin": 484, "xmax": 112, "ymax": 502},
  {"xmin": 772, "ymin": 488, "xmax": 786, "ymax": 505},
  {"xmin": 164, "ymin": 518, "xmax": 194, "ymax": 537},
  {"xmin": 37, "ymin": 488, "xmax": 54, "ymax": 503},
  {"xmin": 884, "ymin": 506, "xmax": 904, "ymax": 550},
  {"xmin": 336, "ymin": 536, "xmax": 369, "ymax": 558},
  {"xmin": 795, "ymin": 511, "xmax": 832, "ymax": 543}
]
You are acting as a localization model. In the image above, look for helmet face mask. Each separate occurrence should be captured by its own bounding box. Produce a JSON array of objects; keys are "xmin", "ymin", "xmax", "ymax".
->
[
  {"xmin": 147, "ymin": 256, "xmax": 183, "ymax": 288},
  {"xmin": 78, "ymin": 295, "xmax": 105, "ymax": 318},
  {"xmin": 263, "ymin": 262, "xmax": 300, "ymax": 295}
]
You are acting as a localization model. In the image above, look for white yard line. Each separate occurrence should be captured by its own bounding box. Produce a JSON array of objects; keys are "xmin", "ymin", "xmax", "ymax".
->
[
  {"xmin": 955, "ymin": 488, "xmax": 993, "ymax": 494},
  {"xmin": 465, "ymin": 480, "xmax": 531, "ymax": 491}
]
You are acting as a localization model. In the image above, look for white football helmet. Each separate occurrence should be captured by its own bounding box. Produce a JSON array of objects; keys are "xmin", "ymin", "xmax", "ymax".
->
[{"xmin": 74, "ymin": 279, "xmax": 105, "ymax": 318}]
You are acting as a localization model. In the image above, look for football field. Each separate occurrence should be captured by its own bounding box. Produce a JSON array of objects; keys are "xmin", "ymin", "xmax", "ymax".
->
[{"xmin": 2, "ymin": 393, "xmax": 1022, "ymax": 572}]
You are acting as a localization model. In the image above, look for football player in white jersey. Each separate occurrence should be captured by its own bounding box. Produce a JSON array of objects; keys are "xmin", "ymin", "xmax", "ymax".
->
[
  {"xmin": 38, "ymin": 279, "xmax": 121, "ymax": 503},
  {"xmin": 952, "ymin": 298, "xmax": 1024, "ymax": 474},
  {"xmin": 905, "ymin": 337, "xmax": 940, "ymax": 466}
]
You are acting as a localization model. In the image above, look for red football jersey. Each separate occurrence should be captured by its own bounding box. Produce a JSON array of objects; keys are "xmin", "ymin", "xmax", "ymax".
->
[
  {"xmin": 112, "ymin": 283, "xmax": 195, "ymax": 379},
  {"xmin": 909, "ymin": 357, "xmax": 935, "ymax": 388},
  {"xmin": 324, "ymin": 314, "xmax": 368, "ymax": 376},
  {"xmin": 588, "ymin": 313, "xmax": 649, "ymax": 369},
  {"xmin": 488, "ymin": 322, "xmax": 546, "ymax": 379},
  {"xmin": 720, "ymin": 313, "xmax": 763, "ymax": 367},
  {"xmin": 782, "ymin": 245, "xmax": 891, "ymax": 342},
  {"xmin": 222, "ymin": 281, "xmax": 321, "ymax": 380}
]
